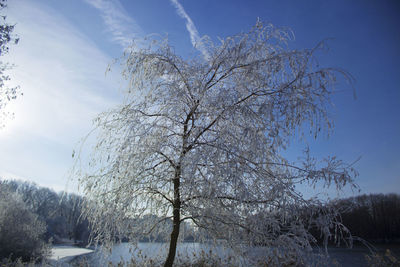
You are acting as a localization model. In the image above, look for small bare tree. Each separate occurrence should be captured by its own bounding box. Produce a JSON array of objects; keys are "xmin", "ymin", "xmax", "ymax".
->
[{"xmin": 76, "ymin": 22, "xmax": 357, "ymax": 266}]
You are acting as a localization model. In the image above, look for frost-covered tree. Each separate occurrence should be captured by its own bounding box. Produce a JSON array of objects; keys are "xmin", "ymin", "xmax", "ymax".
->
[
  {"xmin": 0, "ymin": 185, "xmax": 49, "ymax": 262},
  {"xmin": 76, "ymin": 22, "xmax": 358, "ymax": 266}
]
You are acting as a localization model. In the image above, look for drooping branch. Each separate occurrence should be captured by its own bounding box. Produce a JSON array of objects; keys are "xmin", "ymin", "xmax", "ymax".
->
[{"xmin": 76, "ymin": 21, "xmax": 357, "ymax": 266}]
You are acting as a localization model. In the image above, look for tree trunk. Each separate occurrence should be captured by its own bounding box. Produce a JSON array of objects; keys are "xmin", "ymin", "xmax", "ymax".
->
[
  {"xmin": 164, "ymin": 209, "xmax": 180, "ymax": 267},
  {"xmin": 164, "ymin": 167, "xmax": 181, "ymax": 267}
]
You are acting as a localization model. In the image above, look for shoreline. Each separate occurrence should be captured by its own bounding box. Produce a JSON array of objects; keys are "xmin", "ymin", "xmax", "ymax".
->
[{"xmin": 50, "ymin": 245, "xmax": 94, "ymax": 266}]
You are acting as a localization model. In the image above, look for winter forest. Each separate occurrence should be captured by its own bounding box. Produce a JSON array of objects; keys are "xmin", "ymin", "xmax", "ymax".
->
[{"xmin": 1, "ymin": 0, "xmax": 400, "ymax": 266}]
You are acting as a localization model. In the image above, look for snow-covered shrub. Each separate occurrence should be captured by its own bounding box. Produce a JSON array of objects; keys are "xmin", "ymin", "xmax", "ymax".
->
[{"xmin": 0, "ymin": 187, "xmax": 50, "ymax": 262}]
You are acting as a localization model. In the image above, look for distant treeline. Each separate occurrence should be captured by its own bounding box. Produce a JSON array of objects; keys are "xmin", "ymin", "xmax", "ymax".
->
[
  {"xmin": 336, "ymin": 193, "xmax": 400, "ymax": 243},
  {"xmin": 1, "ymin": 178, "xmax": 399, "ymax": 262},
  {"xmin": 0, "ymin": 180, "xmax": 91, "ymax": 261},
  {"xmin": 308, "ymin": 193, "xmax": 400, "ymax": 245},
  {"xmin": 0, "ymin": 179, "xmax": 197, "ymax": 261}
]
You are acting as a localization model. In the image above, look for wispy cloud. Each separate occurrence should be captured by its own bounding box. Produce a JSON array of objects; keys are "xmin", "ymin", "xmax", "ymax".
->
[
  {"xmin": 0, "ymin": 0, "xmax": 122, "ymax": 192},
  {"xmin": 83, "ymin": 0, "xmax": 143, "ymax": 48},
  {"xmin": 170, "ymin": 0, "xmax": 209, "ymax": 60}
]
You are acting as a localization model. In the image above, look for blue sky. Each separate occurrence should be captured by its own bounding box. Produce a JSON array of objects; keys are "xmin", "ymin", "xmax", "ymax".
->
[{"xmin": 0, "ymin": 0, "xmax": 399, "ymax": 196}]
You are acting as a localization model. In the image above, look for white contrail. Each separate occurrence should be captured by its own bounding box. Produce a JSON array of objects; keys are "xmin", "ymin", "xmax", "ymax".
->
[
  {"xmin": 84, "ymin": 0, "xmax": 143, "ymax": 49},
  {"xmin": 170, "ymin": 0, "xmax": 209, "ymax": 60}
]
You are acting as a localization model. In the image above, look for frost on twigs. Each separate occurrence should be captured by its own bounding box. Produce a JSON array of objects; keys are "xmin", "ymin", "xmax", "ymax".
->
[
  {"xmin": 0, "ymin": 1, "xmax": 20, "ymax": 127},
  {"xmin": 74, "ymin": 21, "xmax": 357, "ymax": 266}
]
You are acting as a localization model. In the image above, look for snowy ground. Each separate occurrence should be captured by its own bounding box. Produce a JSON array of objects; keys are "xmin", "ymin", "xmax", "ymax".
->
[{"xmin": 50, "ymin": 245, "xmax": 93, "ymax": 261}]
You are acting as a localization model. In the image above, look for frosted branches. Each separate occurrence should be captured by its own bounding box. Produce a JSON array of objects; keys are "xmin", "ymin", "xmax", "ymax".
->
[{"xmin": 76, "ymin": 22, "xmax": 357, "ymax": 265}]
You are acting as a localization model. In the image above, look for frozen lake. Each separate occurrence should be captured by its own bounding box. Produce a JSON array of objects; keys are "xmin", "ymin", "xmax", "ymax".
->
[
  {"xmin": 82, "ymin": 243, "xmax": 235, "ymax": 266},
  {"xmin": 51, "ymin": 245, "xmax": 93, "ymax": 261},
  {"xmin": 69, "ymin": 242, "xmax": 400, "ymax": 266}
]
